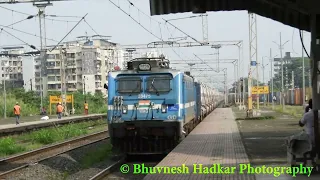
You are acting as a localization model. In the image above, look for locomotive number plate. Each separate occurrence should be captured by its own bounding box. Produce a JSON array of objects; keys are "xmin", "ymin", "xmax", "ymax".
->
[{"xmin": 138, "ymin": 93, "xmax": 151, "ymax": 99}]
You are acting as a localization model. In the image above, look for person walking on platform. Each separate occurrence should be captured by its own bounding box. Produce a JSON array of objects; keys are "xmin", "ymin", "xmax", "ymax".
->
[
  {"xmin": 13, "ymin": 102, "xmax": 21, "ymax": 125},
  {"xmin": 84, "ymin": 101, "xmax": 89, "ymax": 115},
  {"xmin": 56, "ymin": 102, "xmax": 63, "ymax": 119}
]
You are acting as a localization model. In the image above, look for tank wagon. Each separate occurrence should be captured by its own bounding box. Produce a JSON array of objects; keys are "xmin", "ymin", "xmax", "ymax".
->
[{"xmin": 105, "ymin": 57, "xmax": 224, "ymax": 155}]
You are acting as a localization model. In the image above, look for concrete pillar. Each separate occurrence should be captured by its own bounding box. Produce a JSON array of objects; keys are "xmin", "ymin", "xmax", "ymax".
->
[{"xmin": 310, "ymin": 14, "xmax": 320, "ymax": 159}]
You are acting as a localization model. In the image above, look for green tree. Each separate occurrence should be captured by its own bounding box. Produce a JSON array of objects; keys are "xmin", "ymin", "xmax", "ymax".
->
[{"xmin": 271, "ymin": 57, "xmax": 311, "ymax": 89}]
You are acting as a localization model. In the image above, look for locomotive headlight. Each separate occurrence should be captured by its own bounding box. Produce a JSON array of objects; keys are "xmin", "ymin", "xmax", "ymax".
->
[
  {"xmin": 122, "ymin": 105, "xmax": 128, "ymax": 114},
  {"xmin": 161, "ymin": 105, "xmax": 167, "ymax": 113}
]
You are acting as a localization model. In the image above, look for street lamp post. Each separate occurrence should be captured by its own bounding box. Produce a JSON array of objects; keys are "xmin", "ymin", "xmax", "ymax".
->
[
  {"xmin": 232, "ymin": 60, "xmax": 238, "ymax": 104},
  {"xmin": 3, "ymin": 69, "xmax": 7, "ymax": 119},
  {"xmin": 83, "ymin": 76, "xmax": 87, "ymax": 102},
  {"xmin": 273, "ymin": 33, "xmax": 289, "ymax": 112},
  {"xmin": 262, "ymin": 57, "xmax": 269, "ymax": 106}
]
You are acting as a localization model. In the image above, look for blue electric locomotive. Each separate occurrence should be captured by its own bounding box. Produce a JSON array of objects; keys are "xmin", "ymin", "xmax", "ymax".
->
[{"xmin": 105, "ymin": 57, "xmax": 222, "ymax": 154}]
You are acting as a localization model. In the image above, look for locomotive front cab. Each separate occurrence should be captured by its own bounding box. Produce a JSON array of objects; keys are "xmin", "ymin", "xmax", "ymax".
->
[{"xmin": 107, "ymin": 58, "xmax": 182, "ymax": 154}]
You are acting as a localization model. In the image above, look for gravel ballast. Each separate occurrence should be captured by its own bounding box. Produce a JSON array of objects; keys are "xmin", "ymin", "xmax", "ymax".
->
[{"xmin": 4, "ymin": 139, "xmax": 116, "ymax": 180}]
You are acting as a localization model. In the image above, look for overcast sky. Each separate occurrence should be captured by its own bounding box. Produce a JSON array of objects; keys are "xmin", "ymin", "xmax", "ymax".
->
[{"xmin": 0, "ymin": 0, "xmax": 311, "ymax": 89}]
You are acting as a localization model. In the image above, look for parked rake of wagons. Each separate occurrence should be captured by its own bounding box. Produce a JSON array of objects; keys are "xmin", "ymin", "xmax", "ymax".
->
[{"xmin": 227, "ymin": 87, "xmax": 312, "ymax": 105}]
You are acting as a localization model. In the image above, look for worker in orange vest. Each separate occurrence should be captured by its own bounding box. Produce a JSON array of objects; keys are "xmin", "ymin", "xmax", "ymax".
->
[
  {"xmin": 84, "ymin": 101, "xmax": 89, "ymax": 115},
  {"xmin": 56, "ymin": 102, "xmax": 63, "ymax": 119},
  {"xmin": 13, "ymin": 102, "xmax": 21, "ymax": 125}
]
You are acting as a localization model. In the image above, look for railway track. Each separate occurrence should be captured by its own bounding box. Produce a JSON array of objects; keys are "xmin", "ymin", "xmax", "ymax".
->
[
  {"xmin": 89, "ymin": 158, "xmax": 126, "ymax": 180},
  {"xmin": 0, "ymin": 130, "xmax": 109, "ymax": 178},
  {"xmin": 89, "ymin": 159, "xmax": 159, "ymax": 180}
]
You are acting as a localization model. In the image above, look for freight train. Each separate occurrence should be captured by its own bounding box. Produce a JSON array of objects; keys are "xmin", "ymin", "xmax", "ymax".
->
[{"xmin": 105, "ymin": 57, "xmax": 224, "ymax": 155}]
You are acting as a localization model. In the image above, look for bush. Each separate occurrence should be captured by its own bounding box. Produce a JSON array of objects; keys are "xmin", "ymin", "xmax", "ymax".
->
[
  {"xmin": 57, "ymin": 124, "xmax": 88, "ymax": 140},
  {"xmin": 0, "ymin": 137, "xmax": 26, "ymax": 156},
  {"xmin": 31, "ymin": 129, "xmax": 57, "ymax": 144},
  {"xmin": 0, "ymin": 88, "xmax": 107, "ymax": 117}
]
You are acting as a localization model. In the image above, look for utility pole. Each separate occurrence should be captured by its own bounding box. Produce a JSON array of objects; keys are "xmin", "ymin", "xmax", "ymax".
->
[
  {"xmin": 223, "ymin": 69, "xmax": 227, "ymax": 105},
  {"xmin": 83, "ymin": 76, "xmax": 87, "ymax": 101},
  {"xmin": 270, "ymin": 48, "xmax": 275, "ymax": 110},
  {"xmin": 273, "ymin": 32, "xmax": 289, "ymax": 112},
  {"xmin": 262, "ymin": 57, "xmax": 266, "ymax": 106},
  {"xmin": 302, "ymin": 30, "xmax": 306, "ymax": 105},
  {"xmin": 232, "ymin": 61, "xmax": 238, "ymax": 104},
  {"xmin": 286, "ymin": 66, "xmax": 289, "ymax": 90},
  {"xmin": 292, "ymin": 71, "xmax": 295, "ymax": 89},
  {"xmin": 3, "ymin": 69, "xmax": 6, "ymax": 119},
  {"xmin": 237, "ymin": 43, "xmax": 241, "ymax": 106},
  {"xmin": 248, "ymin": 13, "xmax": 258, "ymax": 115},
  {"xmin": 60, "ymin": 46, "xmax": 68, "ymax": 116},
  {"xmin": 256, "ymin": 52, "xmax": 260, "ymax": 110},
  {"xmin": 242, "ymin": 43, "xmax": 245, "ymax": 108},
  {"xmin": 30, "ymin": 78, "xmax": 33, "ymax": 91},
  {"xmin": 35, "ymin": 2, "xmax": 52, "ymax": 109}
]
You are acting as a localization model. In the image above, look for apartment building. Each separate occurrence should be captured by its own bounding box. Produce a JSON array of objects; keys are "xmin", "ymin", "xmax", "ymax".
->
[
  {"xmin": 33, "ymin": 38, "xmax": 124, "ymax": 95},
  {"xmin": 22, "ymin": 53, "xmax": 38, "ymax": 91},
  {"xmin": 0, "ymin": 46, "xmax": 24, "ymax": 88}
]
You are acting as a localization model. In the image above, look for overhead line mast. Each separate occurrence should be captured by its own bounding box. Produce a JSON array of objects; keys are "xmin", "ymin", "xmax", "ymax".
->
[
  {"xmin": 0, "ymin": 0, "xmax": 74, "ymax": 109},
  {"xmin": 248, "ymin": 12, "xmax": 258, "ymax": 116}
]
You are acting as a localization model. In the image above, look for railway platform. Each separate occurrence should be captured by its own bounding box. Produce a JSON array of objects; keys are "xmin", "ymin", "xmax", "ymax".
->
[
  {"xmin": 0, "ymin": 114, "xmax": 107, "ymax": 135},
  {"xmin": 143, "ymin": 108, "xmax": 320, "ymax": 180}
]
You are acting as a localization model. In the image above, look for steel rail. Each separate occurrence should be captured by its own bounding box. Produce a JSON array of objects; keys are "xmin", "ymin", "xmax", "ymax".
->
[
  {"xmin": 89, "ymin": 158, "xmax": 126, "ymax": 180},
  {"xmin": 0, "ymin": 130, "xmax": 109, "ymax": 178}
]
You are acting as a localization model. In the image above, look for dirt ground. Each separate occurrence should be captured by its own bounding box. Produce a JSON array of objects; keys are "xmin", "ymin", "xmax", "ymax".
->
[{"xmin": 232, "ymin": 106, "xmax": 303, "ymax": 166}]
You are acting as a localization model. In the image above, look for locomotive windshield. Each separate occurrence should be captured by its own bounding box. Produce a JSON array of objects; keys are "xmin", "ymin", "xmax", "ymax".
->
[
  {"xmin": 146, "ymin": 74, "xmax": 172, "ymax": 93},
  {"xmin": 117, "ymin": 77, "xmax": 142, "ymax": 93}
]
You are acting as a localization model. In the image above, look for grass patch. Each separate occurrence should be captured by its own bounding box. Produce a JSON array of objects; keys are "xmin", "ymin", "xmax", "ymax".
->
[
  {"xmin": 80, "ymin": 143, "xmax": 113, "ymax": 168},
  {"xmin": 235, "ymin": 116, "xmax": 275, "ymax": 120},
  {"xmin": 272, "ymin": 105, "xmax": 304, "ymax": 118},
  {"xmin": 0, "ymin": 119, "xmax": 107, "ymax": 158},
  {"xmin": 0, "ymin": 137, "xmax": 26, "ymax": 156}
]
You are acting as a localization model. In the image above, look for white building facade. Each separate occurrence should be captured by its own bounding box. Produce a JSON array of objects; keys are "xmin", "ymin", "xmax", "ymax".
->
[
  {"xmin": 32, "ymin": 38, "xmax": 124, "ymax": 96},
  {"xmin": 0, "ymin": 47, "xmax": 24, "ymax": 88}
]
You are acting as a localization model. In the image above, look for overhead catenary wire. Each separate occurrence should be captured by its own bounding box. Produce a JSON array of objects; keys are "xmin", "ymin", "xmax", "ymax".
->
[
  {"xmin": 126, "ymin": 0, "xmax": 164, "ymax": 40},
  {"xmin": 126, "ymin": 0, "xmax": 162, "ymax": 24},
  {"xmin": 109, "ymin": 0, "xmax": 188, "ymax": 62},
  {"xmin": 108, "ymin": 0, "xmax": 162, "ymax": 40},
  {"xmin": 0, "ymin": 28, "xmax": 38, "ymax": 50},
  {"xmin": 163, "ymin": 19, "xmax": 203, "ymax": 45},
  {"xmin": 0, "ymin": 5, "xmax": 79, "ymax": 23},
  {"xmin": 50, "ymin": 13, "xmax": 88, "ymax": 52},
  {"xmin": 123, "ymin": 0, "xmax": 206, "ymax": 65},
  {"xmin": 4, "ymin": 14, "xmax": 36, "ymax": 27},
  {"xmin": 0, "ymin": 23, "xmax": 59, "ymax": 42},
  {"xmin": 83, "ymin": 19, "xmax": 105, "ymax": 39},
  {"xmin": 0, "ymin": 12, "xmax": 59, "ymax": 42}
]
